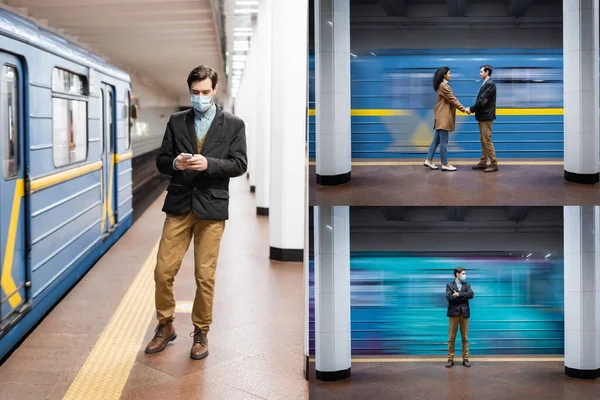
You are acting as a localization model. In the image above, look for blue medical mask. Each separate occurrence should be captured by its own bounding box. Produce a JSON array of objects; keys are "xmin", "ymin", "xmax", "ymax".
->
[
  {"xmin": 191, "ymin": 95, "xmax": 213, "ymax": 113},
  {"xmin": 459, "ymin": 275, "xmax": 466, "ymax": 282}
]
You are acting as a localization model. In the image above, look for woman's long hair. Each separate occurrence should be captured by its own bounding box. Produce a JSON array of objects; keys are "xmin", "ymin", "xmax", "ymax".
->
[{"xmin": 433, "ymin": 66, "xmax": 450, "ymax": 91}]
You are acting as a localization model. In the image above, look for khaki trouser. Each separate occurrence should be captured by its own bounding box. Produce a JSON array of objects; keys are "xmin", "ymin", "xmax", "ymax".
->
[
  {"xmin": 448, "ymin": 314, "xmax": 469, "ymax": 360},
  {"xmin": 154, "ymin": 212, "xmax": 225, "ymax": 333},
  {"xmin": 478, "ymin": 120, "xmax": 497, "ymax": 167}
]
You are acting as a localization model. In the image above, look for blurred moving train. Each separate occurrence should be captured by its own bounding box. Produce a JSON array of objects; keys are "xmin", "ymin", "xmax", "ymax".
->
[
  {"xmin": 0, "ymin": 9, "xmax": 170, "ymax": 361},
  {"xmin": 308, "ymin": 49, "xmax": 568, "ymax": 159},
  {"xmin": 308, "ymin": 253, "xmax": 564, "ymax": 356}
]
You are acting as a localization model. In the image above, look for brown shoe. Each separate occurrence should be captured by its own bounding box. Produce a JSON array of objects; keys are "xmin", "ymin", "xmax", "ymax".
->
[
  {"xmin": 190, "ymin": 328, "xmax": 209, "ymax": 360},
  {"xmin": 446, "ymin": 359, "xmax": 454, "ymax": 368},
  {"xmin": 472, "ymin": 163, "xmax": 487, "ymax": 170},
  {"xmin": 144, "ymin": 321, "xmax": 177, "ymax": 354},
  {"xmin": 463, "ymin": 359, "xmax": 471, "ymax": 367},
  {"xmin": 484, "ymin": 166, "xmax": 498, "ymax": 173}
]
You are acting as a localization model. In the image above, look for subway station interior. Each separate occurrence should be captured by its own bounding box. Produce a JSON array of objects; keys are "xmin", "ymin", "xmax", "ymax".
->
[
  {"xmin": 308, "ymin": 205, "xmax": 600, "ymax": 399},
  {"xmin": 0, "ymin": 0, "xmax": 599, "ymax": 399},
  {"xmin": 308, "ymin": 0, "xmax": 600, "ymax": 206},
  {"xmin": 0, "ymin": 0, "xmax": 307, "ymax": 399}
]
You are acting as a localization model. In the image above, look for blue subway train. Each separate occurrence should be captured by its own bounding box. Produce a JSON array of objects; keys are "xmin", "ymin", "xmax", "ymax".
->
[
  {"xmin": 0, "ymin": 10, "xmax": 135, "ymax": 361},
  {"xmin": 308, "ymin": 49, "xmax": 569, "ymax": 159},
  {"xmin": 308, "ymin": 253, "xmax": 564, "ymax": 356}
]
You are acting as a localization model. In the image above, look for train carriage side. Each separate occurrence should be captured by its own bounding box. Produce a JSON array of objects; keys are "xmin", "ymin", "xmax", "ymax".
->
[
  {"xmin": 308, "ymin": 49, "xmax": 565, "ymax": 159},
  {"xmin": 0, "ymin": 10, "xmax": 134, "ymax": 362}
]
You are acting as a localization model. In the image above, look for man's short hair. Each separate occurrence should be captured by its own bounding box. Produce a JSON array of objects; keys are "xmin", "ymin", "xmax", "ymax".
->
[
  {"xmin": 481, "ymin": 64, "xmax": 493, "ymax": 76},
  {"xmin": 187, "ymin": 65, "xmax": 218, "ymax": 89},
  {"xmin": 454, "ymin": 267, "xmax": 466, "ymax": 277}
]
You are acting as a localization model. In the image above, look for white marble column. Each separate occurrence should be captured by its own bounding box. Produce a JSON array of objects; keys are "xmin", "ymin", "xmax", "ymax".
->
[
  {"xmin": 239, "ymin": 29, "xmax": 258, "ymax": 193},
  {"xmin": 564, "ymin": 206, "xmax": 600, "ymax": 379},
  {"xmin": 563, "ymin": 0, "xmax": 600, "ymax": 184},
  {"xmin": 255, "ymin": 0, "xmax": 272, "ymax": 214},
  {"xmin": 268, "ymin": 0, "xmax": 307, "ymax": 261},
  {"xmin": 314, "ymin": 206, "xmax": 351, "ymax": 381},
  {"xmin": 315, "ymin": 0, "xmax": 352, "ymax": 186},
  {"xmin": 234, "ymin": 54, "xmax": 254, "ymax": 190}
]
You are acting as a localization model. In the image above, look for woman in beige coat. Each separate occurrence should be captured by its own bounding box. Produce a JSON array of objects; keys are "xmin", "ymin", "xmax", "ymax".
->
[{"xmin": 424, "ymin": 66, "xmax": 470, "ymax": 172}]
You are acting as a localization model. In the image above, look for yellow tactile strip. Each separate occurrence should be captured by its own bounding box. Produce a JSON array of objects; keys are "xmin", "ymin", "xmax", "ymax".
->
[
  {"xmin": 308, "ymin": 356, "xmax": 564, "ymax": 363},
  {"xmin": 308, "ymin": 160, "xmax": 563, "ymax": 166},
  {"xmin": 62, "ymin": 241, "xmax": 159, "ymax": 400}
]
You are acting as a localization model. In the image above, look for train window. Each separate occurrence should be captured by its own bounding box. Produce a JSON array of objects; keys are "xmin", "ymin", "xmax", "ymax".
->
[
  {"xmin": 52, "ymin": 68, "xmax": 88, "ymax": 167},
  {"xmin": 52, "ymin": 99, "xmax": 88, "ymax": 167},
  {"xmin": 493, "ymin": 67, "xmax": 563, "ymax": 108},
  {"xmin": 125, "ymin": 90, "xmax": 131, "ymax": 149},
  {"xmin": 2, "ymin": 65, "xmax": 19, "ymax": 180},
  {"xmin": 52, "ymin": 68, "xmax": 86, "ymax": 95}
]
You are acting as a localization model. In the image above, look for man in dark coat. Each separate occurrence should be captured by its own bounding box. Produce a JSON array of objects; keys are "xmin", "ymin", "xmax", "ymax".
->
[
  {"xmin": 467, "ymin": 64, "xmax": 498, "ymax": 173},
  {"xmin": 445, "ymin": 267, "xmax": 475, "ymax": 368},
  {"xmin": 144, "ymin": 65, "xmax": 247, "ymax": 361}
]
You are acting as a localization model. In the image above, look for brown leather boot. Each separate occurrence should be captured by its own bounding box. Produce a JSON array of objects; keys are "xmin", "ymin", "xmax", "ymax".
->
[
  {"xmin": 472, "ymin": 163, "xmax": 487, "ymax": 170},
  {"xmin": 190, "ymin": 328, "xmax": 209, "ymax": 360},
  {"xmin": 144, "ymin": 321, "xmax": 177, "ymax": 354},
  {"xmin": 446, "ymin": 359, "xmax": 454, "ymax": 368}
]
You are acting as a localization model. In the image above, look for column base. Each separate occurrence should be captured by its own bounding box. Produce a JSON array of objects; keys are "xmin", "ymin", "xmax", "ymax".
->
[
  {"xmin": 257, "ymin": 207, "xmax": 269, "ymax": 216},
  {"xmin": 564, "ymin": 170, "xmax": 599, "ymax": 184},
  {"xmin": 565, "ymin": 366, "xmax": 600, "ymax": 379},
  {"xmin": 316, "ymin": 368, "xmax": 351, "ymax": 382},
  {"xmin": 304, "ymin": 354, "xmax": 310, "ymax": 381},
  {"xmin": 250, "ymin": 185, "xmax": 256, "ymax": 193},
  {"xmin": 316, "ymin": 171, "xmax": 351, "ymax": 186},
  {"xmin": 269, "ymin": 247, "xmax": 303, "ymax": 262}
]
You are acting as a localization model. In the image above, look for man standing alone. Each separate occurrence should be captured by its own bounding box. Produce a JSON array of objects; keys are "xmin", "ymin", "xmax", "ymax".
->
[
  {"xmin": 445, "ymin": 267, "xmax": 474, "ymax": 368},
  {"xmin": 144, "ymin": 65, "xmax": 247, "ymax": 360},
  {"xmin": 467, "ymin": 64, "xmax": 498, "ymax": 173}
]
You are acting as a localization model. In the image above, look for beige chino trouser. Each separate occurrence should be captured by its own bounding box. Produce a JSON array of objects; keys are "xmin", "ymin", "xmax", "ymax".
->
[
  {"xmin": 154, "ymin": 212, "xmax": 225, "ymax": 333},
  {"xmin": 448, "ymin": 314, "xmax": 469, "ymax": 360}
]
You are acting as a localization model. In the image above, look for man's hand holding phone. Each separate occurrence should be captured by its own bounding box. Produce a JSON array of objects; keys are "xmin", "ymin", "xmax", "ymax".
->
[{"xmin": 175, "ymin": 153, "xmax": 208, "ymax": 172}]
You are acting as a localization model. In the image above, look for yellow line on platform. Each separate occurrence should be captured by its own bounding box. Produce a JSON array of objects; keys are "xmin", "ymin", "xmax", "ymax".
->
[
  {"xmin": 62, "ymin": 241, "xmax": 159, "ymax": 400},
  {"xmin": 308, "ymin": 160, "xmax": 563, "ymax": 166},
  {"xmin": 308, "ymin": 356, "xmax": 564, "ymax": 363}
]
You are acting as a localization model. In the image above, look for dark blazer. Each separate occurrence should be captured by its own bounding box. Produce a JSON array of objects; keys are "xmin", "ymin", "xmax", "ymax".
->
[
  {"xmin": 470, "ymin": 78, "xmax": 496, "ymax": 122},
  {"xmin": 446, "ymin": 280, "xmax": 474, "ymax": 318},
  {"xmin": 156, "ymin": 106, "xmax": 247, "ymax": 220}
]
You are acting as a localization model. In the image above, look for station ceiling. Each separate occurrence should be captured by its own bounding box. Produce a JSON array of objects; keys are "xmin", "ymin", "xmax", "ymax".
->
[{"xmin": 1, "ymin": 0, "xmax": 227, "ymax": 102}]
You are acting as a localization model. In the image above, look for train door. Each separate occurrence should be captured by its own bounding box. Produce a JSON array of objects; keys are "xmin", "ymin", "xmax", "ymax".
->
[
  {"xmin": 0, "ymin": 53, "xmax": 27, "ymax": 332},
  {"xmin": 100, "ymin": 83, "xmax": 117, "ymax": 238}
]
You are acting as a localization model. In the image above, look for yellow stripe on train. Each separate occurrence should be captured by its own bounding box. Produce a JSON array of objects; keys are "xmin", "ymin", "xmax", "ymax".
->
[
  {"xmin": 308, "ymin": 108, "xmax": 564, "ymax": 116},
  {"xmin": 1, "ymin": 178, "xmax": 25, "ymax": 308}
]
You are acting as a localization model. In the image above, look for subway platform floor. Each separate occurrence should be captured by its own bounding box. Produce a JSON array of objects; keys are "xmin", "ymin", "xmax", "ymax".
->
[
  {"xmin": 308, "ymin": 356, "xmax": 600, "ymax": 400},
  {"xmin": 309, "ymin": 160, "xmax": 600, "ymax": 206},
  {"xmin": 0, "ymin": 177, "xmax": 307, "ymax": 400}
]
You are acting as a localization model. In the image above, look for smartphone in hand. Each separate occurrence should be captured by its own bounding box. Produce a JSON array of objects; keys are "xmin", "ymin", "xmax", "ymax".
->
[{"xmin": 180, "ymin": 153, "xmax": 193, "ymax": 160}]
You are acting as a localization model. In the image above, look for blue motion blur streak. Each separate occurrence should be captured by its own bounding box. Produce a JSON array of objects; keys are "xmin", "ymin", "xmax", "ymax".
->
[{"xmin": 308, "ymin": 252, "xmax": 564, "ymax": 356}]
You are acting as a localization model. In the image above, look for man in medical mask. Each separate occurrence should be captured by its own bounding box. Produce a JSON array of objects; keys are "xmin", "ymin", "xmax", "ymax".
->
[
  {"xmin": 445, "ymin": 267, "xmax": 474, "ymax": 368},
  {"xmin": 145, "ymin": 65, "xmax": 247, "ymax": 361}
]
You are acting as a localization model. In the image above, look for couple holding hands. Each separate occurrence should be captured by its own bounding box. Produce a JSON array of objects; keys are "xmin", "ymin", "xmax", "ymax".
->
[{"xmin": 424, "ymin": 64, "xmax": 499, "ymax": 173}]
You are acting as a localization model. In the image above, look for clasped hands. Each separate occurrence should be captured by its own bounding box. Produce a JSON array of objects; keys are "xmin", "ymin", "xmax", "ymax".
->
[
  {"xmin": 175, "ymin": 153, "xmax": 208, "ymax": 172},
  {"xmin": 464, "ymin": 107, "xmax": 472, "ymax": 115}
]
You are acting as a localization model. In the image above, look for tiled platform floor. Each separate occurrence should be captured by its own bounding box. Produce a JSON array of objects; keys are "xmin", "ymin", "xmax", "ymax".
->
[
  {"xmin": 309, "ymin": 359, "xmax": 600, "ymax": 400},
  {"xmin": 309, "ymin": 161, "xmax": 600, "ymax": 206}
]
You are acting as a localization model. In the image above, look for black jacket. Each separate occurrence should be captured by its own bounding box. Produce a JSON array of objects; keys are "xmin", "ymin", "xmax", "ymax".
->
[
  {"xmin": 156, "ymin": 106, "xmax": 247, "ymax": 220},
  {"xmin": 470, "ymin": 78, "xmax": 496, "ymax": 121},
  {"xmin": 446, "ymin": 280, "xmax": 474, "ymax": 318}
]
